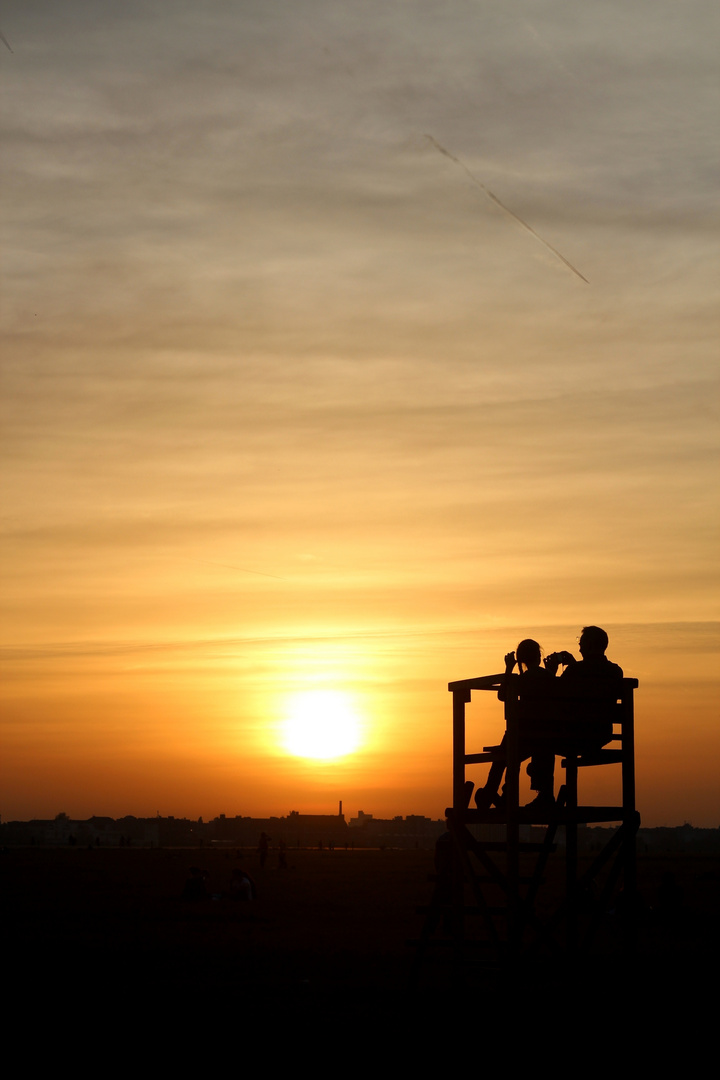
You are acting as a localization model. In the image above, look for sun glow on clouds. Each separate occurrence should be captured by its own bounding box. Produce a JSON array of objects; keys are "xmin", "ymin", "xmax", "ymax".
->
[
  {"xmin": 1, "ymin": 1, "xmax": 718, "ymax": 826},
  {"xmin": 282, "ymin": 689, "xmax": 362, "ymax": 761}
]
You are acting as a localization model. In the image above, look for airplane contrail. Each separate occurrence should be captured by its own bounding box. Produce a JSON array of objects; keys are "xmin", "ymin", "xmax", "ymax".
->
[
  {"xmin": 197, "ymin": 559, "xmax": 286, "ymax": 580},
  {"xmin": 179, "ymin": 557, "xmax": 286, "ymax": 580},
  {"xmin": 425, "ymin": 134, "xmax": 589, "ymax": 284}
]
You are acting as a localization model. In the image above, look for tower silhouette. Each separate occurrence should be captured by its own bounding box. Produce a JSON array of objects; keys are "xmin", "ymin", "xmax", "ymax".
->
[{"xmin": 416, "ymin": 669, "xmax": 639, "ymax": 977}]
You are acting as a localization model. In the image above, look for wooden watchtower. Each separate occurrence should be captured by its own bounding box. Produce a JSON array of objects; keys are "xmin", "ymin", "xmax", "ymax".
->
[{"xmin": 438, "ymin": 671, "xmax": 639, "ymax": 967}]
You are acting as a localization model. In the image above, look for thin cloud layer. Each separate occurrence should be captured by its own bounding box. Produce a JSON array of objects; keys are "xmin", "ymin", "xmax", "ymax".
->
[{"xmin": 1, "ymin": 1, "xmax": 718, "ymax": 823}]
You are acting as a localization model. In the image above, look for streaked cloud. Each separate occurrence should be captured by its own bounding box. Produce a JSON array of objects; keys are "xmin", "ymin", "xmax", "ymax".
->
[{"xmin": 1, "ymin": 1, "xmax": 717, "ymax": 823}]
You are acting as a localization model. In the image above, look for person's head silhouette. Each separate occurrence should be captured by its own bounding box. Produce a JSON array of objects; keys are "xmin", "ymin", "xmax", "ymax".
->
[
  {"xmin": 578, "ymin": 626, "xmax": 609, "ymax": 659},
  {"xmin": 516, "ymin": 639, "xmax": 542, "ymax": 672}
]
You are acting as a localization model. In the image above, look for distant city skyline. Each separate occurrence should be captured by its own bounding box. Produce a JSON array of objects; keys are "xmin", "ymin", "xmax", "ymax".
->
[
  {"xmin": 3, "ymin": 796, "xmax": 716, "ymax": 831},
  {"xmin": 3, "ymin": 810, "xmax": 718, "ymax": 858}
]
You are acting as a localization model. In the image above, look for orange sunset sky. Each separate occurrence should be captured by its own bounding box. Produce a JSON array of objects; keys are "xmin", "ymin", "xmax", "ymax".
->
[{"xmin": 1, "ymin": 2, "xmax": 718, "ymax": 827}]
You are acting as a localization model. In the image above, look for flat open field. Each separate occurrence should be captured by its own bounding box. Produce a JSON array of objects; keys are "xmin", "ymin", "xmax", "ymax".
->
[{"xmin": 3, "ymin": 846, "xmax": 718, "ymax": 1008}]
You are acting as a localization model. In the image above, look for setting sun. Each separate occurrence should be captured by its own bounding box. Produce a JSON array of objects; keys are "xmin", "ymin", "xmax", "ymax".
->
[{"xmin": 282, "ymin": 690, "xmax": 362, "ymax": 761}]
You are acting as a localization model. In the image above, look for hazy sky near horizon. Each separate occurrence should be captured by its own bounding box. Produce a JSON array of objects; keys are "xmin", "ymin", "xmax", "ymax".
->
[{"xmin": 2, "ymin": 1, "xmax": 718, "ymax": 825}]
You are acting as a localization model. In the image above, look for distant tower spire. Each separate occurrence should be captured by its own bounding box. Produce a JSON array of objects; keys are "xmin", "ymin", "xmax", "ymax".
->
[{"xmin": 339, "ymin": 800, "xmax": 343, "ymax": 819}]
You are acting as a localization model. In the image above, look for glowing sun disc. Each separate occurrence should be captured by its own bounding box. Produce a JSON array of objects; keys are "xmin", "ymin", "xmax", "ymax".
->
[{"xmin": 282, "ymin": 690, "xmax": 361, "ymax": 760}]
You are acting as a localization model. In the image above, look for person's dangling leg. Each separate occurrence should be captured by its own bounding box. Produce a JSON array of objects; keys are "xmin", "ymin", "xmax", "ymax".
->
[
  {"xmin": 524, "ymin": 751, "xmax": 557, "ymax": 812},
  {"xmin": 525, "ymin": 748, "xmax": 556, "ymax": 810},
  {"xmin": 527, "ymin": 751, "xmax": 554, "ymax": 793},
  {"xmin": 474, "ymin": 736, "xmax": 507, "ymax": 809}
]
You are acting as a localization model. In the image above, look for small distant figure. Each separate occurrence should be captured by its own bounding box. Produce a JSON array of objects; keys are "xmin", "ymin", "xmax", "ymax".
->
[
  {"xmin": 257, "ymin": 832, "xmax": 270, "ymax": 869},
  {"xmin": 229, "ymin": 867, "xmax": 257, "ymax": 902},
  {"xmin": 181, "ymin": 865, "xmax": 209, "ymax": 901},
  {"xmin": 277, "ymin": 839, "xmax": 288, "ymax": 870}
]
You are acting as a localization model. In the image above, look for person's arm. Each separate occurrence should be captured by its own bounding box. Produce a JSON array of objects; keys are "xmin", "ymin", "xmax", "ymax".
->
[
  {"xmin": 497, "ymin": 651, "xmax": 516, "ymax": 701},
  {"xmin": 544, "ymin": 650, "xmax": 575, "ymax": 676},
  {"xmin": 558, "ymin": 650, "xmax": 579, "ymax": 677}
]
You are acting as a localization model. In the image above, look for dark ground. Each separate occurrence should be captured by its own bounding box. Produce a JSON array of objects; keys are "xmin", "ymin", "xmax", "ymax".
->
[{"xmin": 3, "ymin": 846, "xmax": 718, "ymax": 1013}]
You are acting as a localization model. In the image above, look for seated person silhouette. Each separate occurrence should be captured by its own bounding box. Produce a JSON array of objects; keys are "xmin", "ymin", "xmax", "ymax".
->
[
  {"xmin": 544, "ymin": 624, "xmax": 624, "ymax": 752},
  {"xmin": 474, "ymin": 639, "xmax": 555, "ymax": 813}
]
